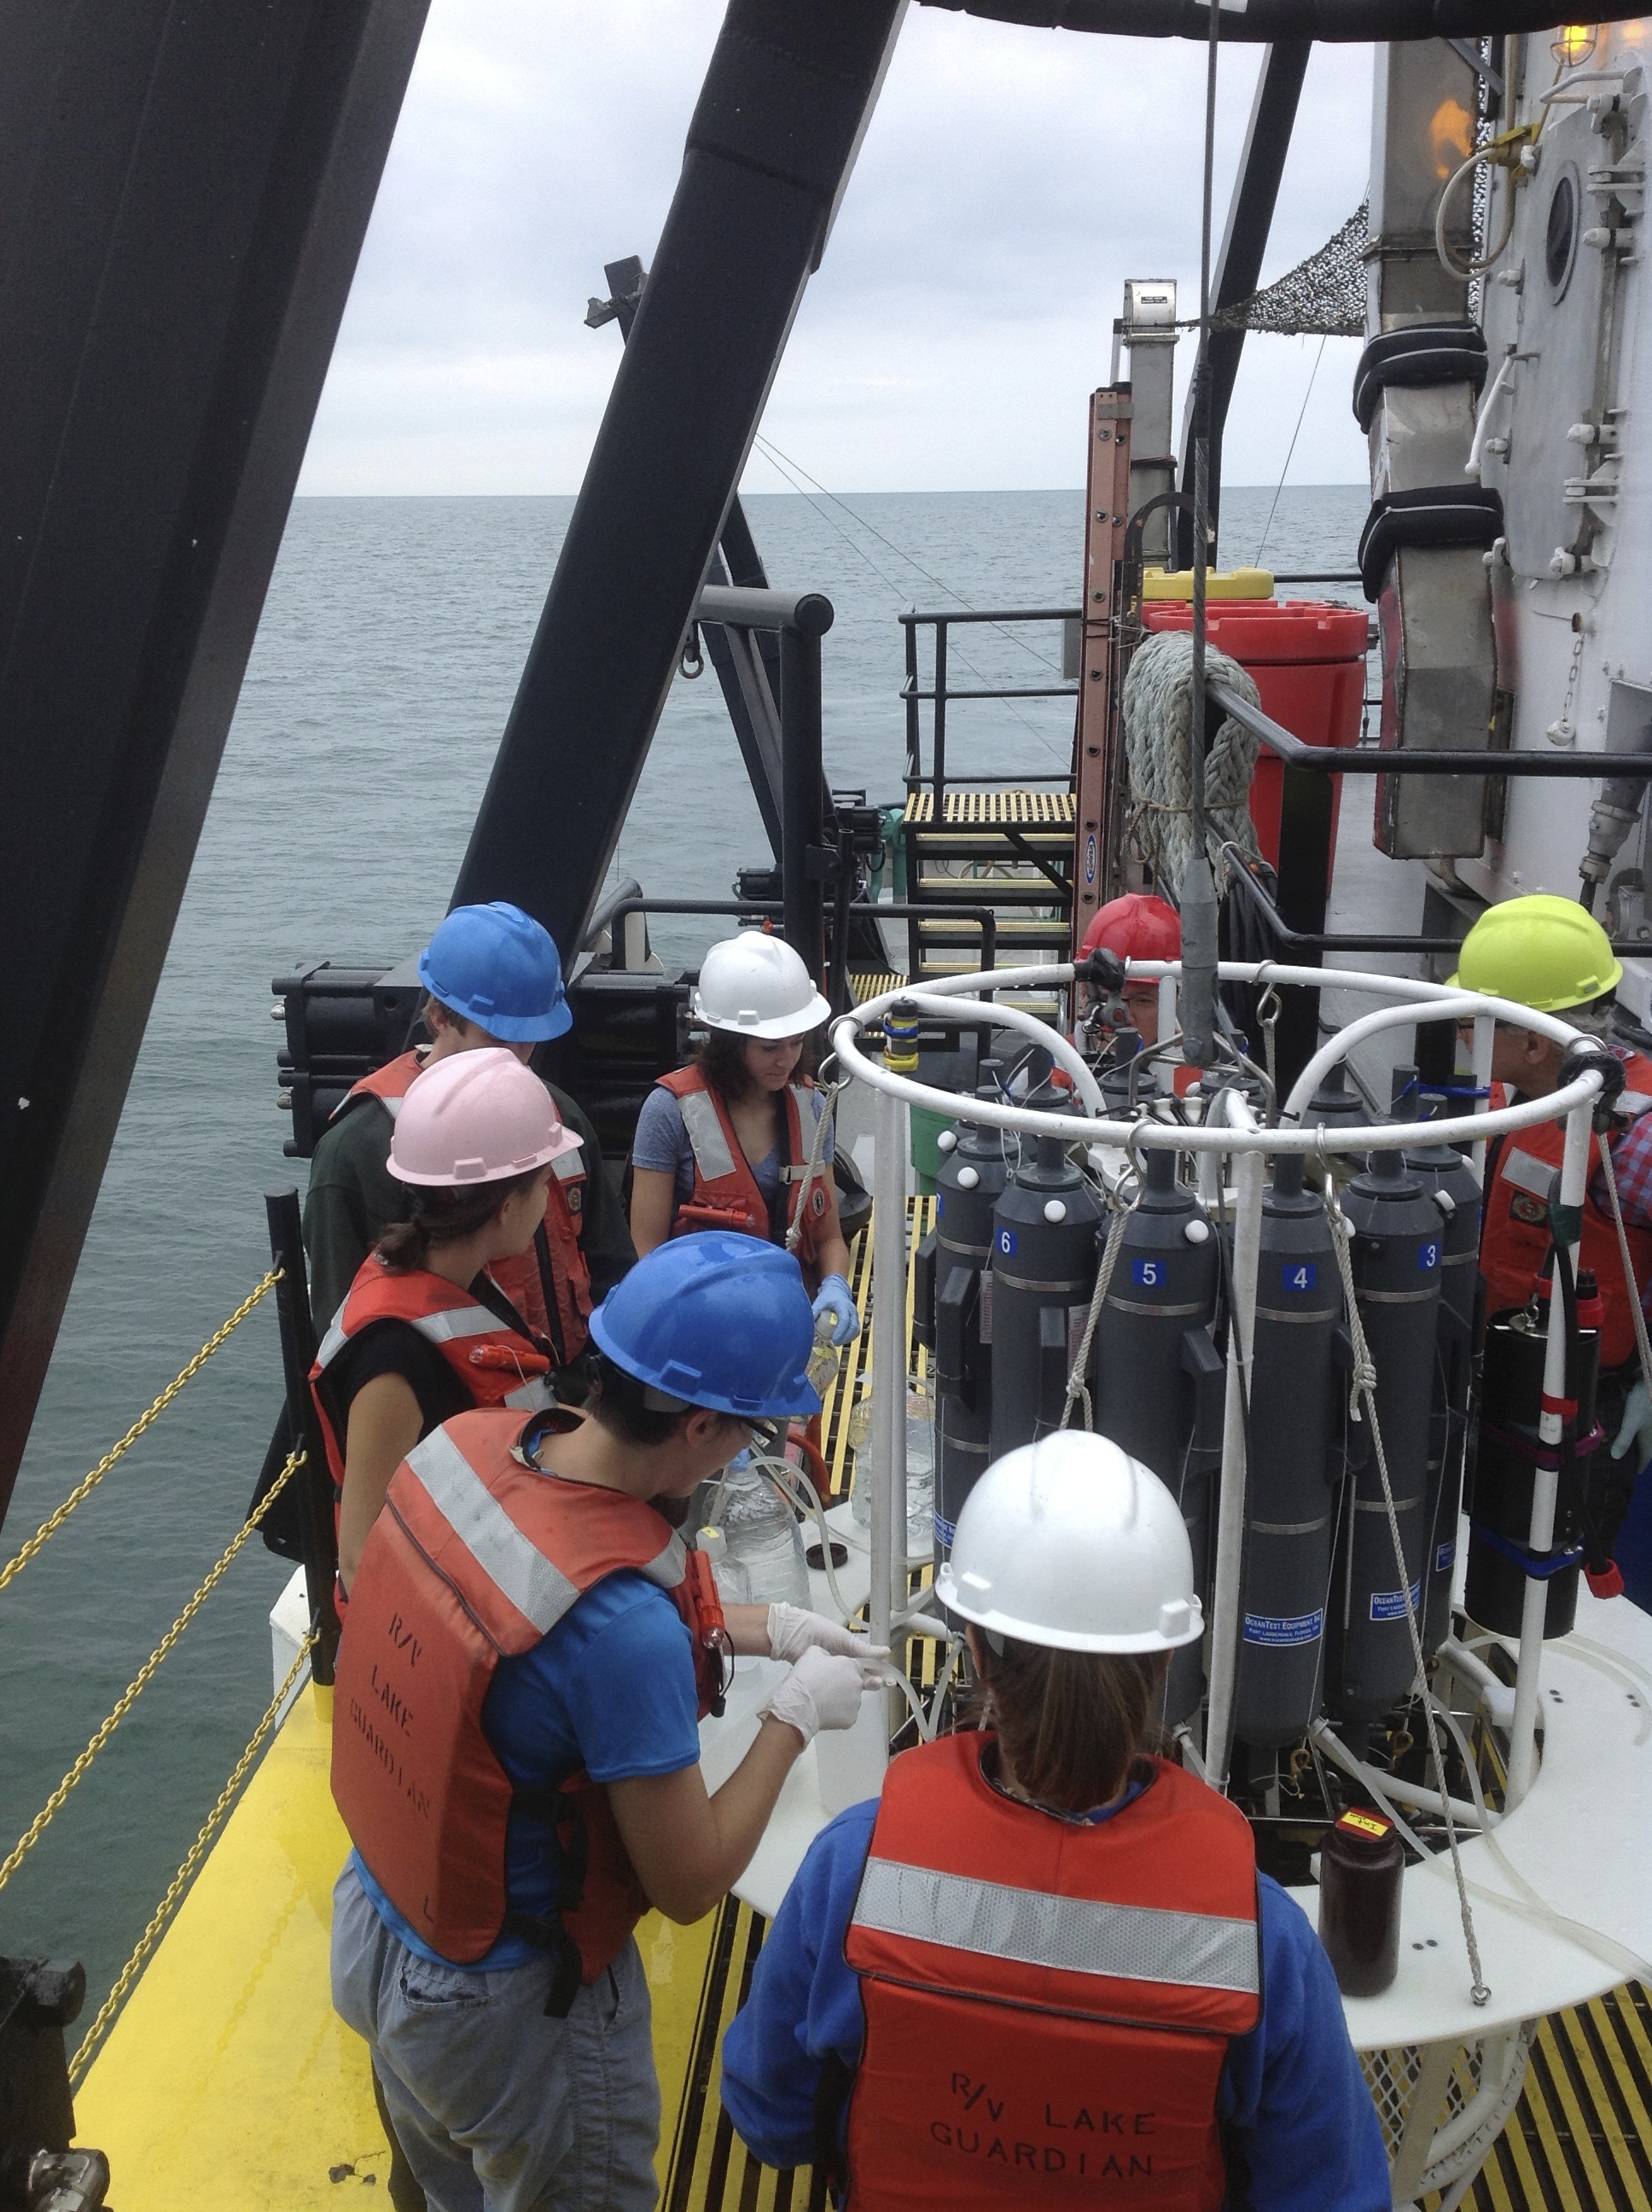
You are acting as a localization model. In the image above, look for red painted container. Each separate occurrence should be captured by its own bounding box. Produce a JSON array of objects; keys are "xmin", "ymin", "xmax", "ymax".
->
[{"xmin": 1141, "ymin": 598, "xmax": 1369, "ymax": 881}]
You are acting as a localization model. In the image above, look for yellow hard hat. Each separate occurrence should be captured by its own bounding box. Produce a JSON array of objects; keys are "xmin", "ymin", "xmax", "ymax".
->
[{"xmin": 1449, "ymin": 894, "xmax": 1622, "ymax": 1014}]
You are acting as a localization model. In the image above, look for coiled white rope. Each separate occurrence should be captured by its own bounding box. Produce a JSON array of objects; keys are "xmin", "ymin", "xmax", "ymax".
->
[{"xmin": 1123, "ymin": 632, "xmax": 1265, "ymax": 896}]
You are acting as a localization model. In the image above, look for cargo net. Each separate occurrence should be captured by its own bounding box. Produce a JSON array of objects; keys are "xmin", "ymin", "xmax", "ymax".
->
[{"xmin": 1207, "ymin": 201, "xmax": 1368, "ymax": 338}]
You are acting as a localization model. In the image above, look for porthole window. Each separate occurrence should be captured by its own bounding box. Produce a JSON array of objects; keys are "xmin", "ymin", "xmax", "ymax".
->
[{"xmin": 1546, "ymin": 170, "xmax": 1579, "ymax": 297}]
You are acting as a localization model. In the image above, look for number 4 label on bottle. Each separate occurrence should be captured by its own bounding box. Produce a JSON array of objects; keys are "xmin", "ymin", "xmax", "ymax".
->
[{"xmin": 1283, "ymin": 1263, "xmax": 1317, "ymax": 1292}]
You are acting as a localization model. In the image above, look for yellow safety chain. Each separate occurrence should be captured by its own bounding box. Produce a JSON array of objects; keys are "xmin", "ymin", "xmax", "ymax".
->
[
  {"xmin": 68, "ymin": 1625, "xmax": 319, "ymax": 2086},
  {"xmin": 0, "ymin": 1447, "xmax": 305, "ymax": 1898},
  {"xmin": 0, "ymin": 1268, "xmax": 283, "ymax": 1598}
]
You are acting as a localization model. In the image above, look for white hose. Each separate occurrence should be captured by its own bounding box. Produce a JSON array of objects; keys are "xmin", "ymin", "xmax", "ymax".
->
[{"xmin": 1464, "ymin": 346, "xmax": 1517, "ymax": 480}]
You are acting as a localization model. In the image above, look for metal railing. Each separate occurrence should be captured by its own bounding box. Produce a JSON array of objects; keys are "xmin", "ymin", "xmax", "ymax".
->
[{"xmin": 899, "ymin": 608, "xmax": 1079, "ymax": 818}]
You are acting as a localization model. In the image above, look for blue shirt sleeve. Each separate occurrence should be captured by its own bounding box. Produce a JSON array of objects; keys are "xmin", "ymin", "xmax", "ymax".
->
[
  {"xmin": 721, "ymin": 1831, "xmax": 1389, "ymax": 2209},
  {"xmin": 632, "ymin": 1086, "xmax": 692, "ymax": 1185}
]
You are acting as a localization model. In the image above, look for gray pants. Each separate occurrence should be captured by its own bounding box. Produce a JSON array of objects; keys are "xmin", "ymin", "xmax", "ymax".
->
[{"xmin": 331, "ymin": 1862, "xmax": 660, "ymax": 2212}]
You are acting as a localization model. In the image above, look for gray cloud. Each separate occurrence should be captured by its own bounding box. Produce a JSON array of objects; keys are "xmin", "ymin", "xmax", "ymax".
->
[{"xmin": 300, "ymin": 1, "xmax": 1375, "ymax": 496}]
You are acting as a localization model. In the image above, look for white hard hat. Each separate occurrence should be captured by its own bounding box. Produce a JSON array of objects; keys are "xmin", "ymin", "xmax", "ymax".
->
[
  {"xmin": 934, "ymin": 1431, "xmax": 1202, "ymax": 1654},
  {"xmin": 388, "ymin": 1048, "xmax": 582, "ymax": 1187},
  {"xmin": 692, "ymin": 933, "xmax": 831, "ymax": 1040}
]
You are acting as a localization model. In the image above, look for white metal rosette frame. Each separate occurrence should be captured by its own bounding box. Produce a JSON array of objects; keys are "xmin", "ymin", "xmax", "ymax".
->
[{"xmin": 701, "ymin": 957, "xmax": 1652, "ymax": 2210}]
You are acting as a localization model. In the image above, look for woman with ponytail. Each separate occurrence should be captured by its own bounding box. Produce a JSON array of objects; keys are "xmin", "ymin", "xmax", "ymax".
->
[
  {"xmin": 721, "ymin": 1432, "xmax": 1387, "ymax": 2212},
  {"xmin": 309, "ymin": 1048, "xmax": 582, "ymax": 1594}
]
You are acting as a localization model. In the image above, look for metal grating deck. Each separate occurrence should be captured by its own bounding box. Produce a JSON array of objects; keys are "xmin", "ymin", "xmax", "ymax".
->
[{"xmin": 903, "ymin": 789, "xmax": 1075, "ymax": 828}]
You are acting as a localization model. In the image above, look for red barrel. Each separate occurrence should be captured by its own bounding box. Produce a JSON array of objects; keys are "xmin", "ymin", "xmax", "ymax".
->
[{"xmin": 1141, "ymin": 598, "xmax": 1368, "ymax": 880}]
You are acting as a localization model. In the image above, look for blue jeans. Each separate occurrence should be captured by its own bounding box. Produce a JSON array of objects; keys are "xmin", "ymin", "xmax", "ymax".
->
[{"xmin": 331, "ymin": 1862, "xmax": 660, "ymax": 2212}]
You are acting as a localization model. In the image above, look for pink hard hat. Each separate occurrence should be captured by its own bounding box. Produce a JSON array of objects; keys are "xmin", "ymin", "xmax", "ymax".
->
[{"xmin": 387, "ymin": 1048, "xmax": 582, "ymax": 1188}]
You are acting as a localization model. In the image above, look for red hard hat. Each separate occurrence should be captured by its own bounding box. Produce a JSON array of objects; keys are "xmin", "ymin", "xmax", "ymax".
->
[{"xmin": 1080, "ymin": 894, "xmax": 1182, "ymax": 966}]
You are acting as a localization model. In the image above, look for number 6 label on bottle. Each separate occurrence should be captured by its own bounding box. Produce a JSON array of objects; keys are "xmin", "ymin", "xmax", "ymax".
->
[{"xmin": 997, "ymin": 1228, "xmax": 1016, "ymax": 1258}]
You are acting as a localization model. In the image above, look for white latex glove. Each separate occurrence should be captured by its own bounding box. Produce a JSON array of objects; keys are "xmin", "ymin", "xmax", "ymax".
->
[
  {"xmin": 1613, "ymin": 1379, "xmax": 1652, "ymax": 1469},
  {"xmin": 811, "ymin": 1273, "xmax": 861, "ymax": 1347},
  {"xmin": 768, "ymin": 1601, "xmax": 890, "ymax": 1667},
  {"xmin": 759, "ymin": 1645, "xmax": 887, "ymax": 1746}
]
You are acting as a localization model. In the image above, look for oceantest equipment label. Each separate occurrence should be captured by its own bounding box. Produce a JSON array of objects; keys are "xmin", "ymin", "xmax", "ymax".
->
[
  {"xmin": 1242, "ymin": 1609, "xmax": 1324, "ymax": 1647},
  {"xmin": 1370, "ymin": 1580, "xmax": 1423, "ymax": 1621}
]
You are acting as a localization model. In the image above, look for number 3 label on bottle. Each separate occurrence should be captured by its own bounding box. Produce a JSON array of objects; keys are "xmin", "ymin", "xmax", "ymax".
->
[
  {"xmin": 1418, "ymin": 1242, "xmax": 1440, "ymax": 1271},
  {"xmin": 1131, "ymin": 1259, "xmax": 1163, "ymax": 1288},
  {"xmin": 1283, "ymin": 1263, "xmax": 1317, "ymax": 1293}
]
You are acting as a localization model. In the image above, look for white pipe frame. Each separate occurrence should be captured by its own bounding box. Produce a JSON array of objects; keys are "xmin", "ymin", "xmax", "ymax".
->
[
  {"xmin": 835, "ymin": 958, "xmax": 1609, "ymax": 1810},
  {"xmin": 1204, "ymin": 1089, "xmax": 1264, "ymax": 1794}
]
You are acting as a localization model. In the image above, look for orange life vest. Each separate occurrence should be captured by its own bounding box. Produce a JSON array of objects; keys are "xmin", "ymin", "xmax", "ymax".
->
[
  {"xmin": 1481, "ymin": 1050, "xmax": 1652, "ymax": 1368},
  {"xmin": 656, "ymin": 1066, "xmax": 829, "ymax": 1287},
  {"xmin": 841, "ymin": 1735, "xmax": 1261, "ymax": 2211},
  {"xmin": 338, "ymin": 1051, "xmax": 593, "ymax": 1359},
  {"xmin": 331, "ymin": 1406, "xmax": 728, "ymax": 1984},
  {"xmin": 309, "ymin": 1254, "xmax": 558, "ymax": 1510}
]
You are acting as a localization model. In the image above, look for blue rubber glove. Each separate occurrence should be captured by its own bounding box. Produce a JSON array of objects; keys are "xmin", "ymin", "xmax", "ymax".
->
[
  {"xmin": 1612, "ymin": 1380, "xmax": 1652, "ymax": 1470},
  {"xmin": 811, "ymin": 1273, "xmax": 860, "ymax": 1347}
]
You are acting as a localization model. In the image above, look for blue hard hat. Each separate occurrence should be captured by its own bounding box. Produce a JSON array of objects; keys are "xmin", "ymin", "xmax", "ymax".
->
[
  {"xmin": 419, "ymin": 902, "xmax": 572, "ymax": 1042},
  {"xmin": 590, "ymin": 1233, "xmax": 822, "ymax": 1421}
]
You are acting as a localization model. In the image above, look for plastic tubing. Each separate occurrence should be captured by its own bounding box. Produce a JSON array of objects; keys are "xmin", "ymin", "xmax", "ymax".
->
[
  {"xmin": 833, "ymin": 965, "xmax": 1606, "ymax": 1158},
  {"xmin": 870, "ymin": 1084, "xmax": 904, "ymax": 1656},
  {"xmin": 879, "ymin": 985, "xmax": 1105, "ymax": 1116}
]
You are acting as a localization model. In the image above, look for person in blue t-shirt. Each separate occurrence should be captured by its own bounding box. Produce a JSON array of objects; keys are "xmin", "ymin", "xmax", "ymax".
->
[
  {"xmin": 721, "ymin": 1431, "xmax": 1391, "ymax": 2212},
  {"xmin": 330, "ymin": 1234, "xmax": 887, "ymax": 2212}
]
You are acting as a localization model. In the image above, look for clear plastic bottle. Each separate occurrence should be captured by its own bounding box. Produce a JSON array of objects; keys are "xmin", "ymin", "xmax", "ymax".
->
[
  {"xmin": 850, "ymin": 1379, "xmax": 935, "ymax": 1558},
  {"xmin": 695, "ymin": 1523, "xmax": 751, "ymax": 1610},
  {"xmin": 719, "ymin": 1453, "xmax": 810, "ymax": 1607}
]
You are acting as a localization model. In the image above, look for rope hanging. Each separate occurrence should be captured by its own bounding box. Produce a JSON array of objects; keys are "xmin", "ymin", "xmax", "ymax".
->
[
  {"xmin": 1326, "ymin": 1202, "xmax": 1490, "ymax": 2008},
  {"xmin": 1123, "ymin": 632, "xmax": 1265, "ymax": 898}
]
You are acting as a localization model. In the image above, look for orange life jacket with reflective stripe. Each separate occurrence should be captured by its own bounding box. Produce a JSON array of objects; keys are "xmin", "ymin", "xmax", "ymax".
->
[
  {"xmin": 308, "ymin": 1255, "xmax": 557, "ymax": 1510},
  {"xmin": 841, "ymin": 1735, "xmax": 1261, "ymax": 2211},
  {"xmin": 338, "ymin": 1051, "xmax": 593, "ymax": 1359},
  {"xmin": 1482, "ymin": 1051, "xmax": 1652, "ymax": 1368},
  {"xmin": 331, "ymin": 1406, "xmax": 728, "ymax": 1976},
  {"xmin": 656, "ymin": 1066, "xmax": 829, "ymax": 1288}
]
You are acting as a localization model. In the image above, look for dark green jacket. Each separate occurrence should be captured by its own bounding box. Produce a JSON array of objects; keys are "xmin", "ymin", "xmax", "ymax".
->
[{"xmin": 302, "ymin": 1076, "xmax": 634, "ymax": 1325}]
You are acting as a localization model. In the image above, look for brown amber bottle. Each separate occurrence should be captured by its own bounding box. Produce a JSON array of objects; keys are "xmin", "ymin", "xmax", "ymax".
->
[{"xmin": 1318, "ymin": 1806, "xmax": 1403, "ymax": 1996}]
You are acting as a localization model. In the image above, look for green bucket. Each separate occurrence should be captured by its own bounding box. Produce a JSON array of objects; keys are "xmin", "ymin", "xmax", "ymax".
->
[{"xmin": 908, "ymin": 1104, "xmax": 956, "ymax": 1196}]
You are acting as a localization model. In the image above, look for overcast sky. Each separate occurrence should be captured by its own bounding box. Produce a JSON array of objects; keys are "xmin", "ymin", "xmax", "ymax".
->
[{"xmin": 298, "ymin": 1, "xmax": 1376, "ymax": 498}]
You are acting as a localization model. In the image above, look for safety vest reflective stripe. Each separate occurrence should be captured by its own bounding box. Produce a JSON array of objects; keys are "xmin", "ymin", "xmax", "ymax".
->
[
  {"xmin": 852, "ymin": 1858, "xmax": 1260, "ymax": 1997},
  {"xmin": 678, "ymin": 1087, "xmax": 739, "ymax": 1183},
  {"xmin": 1498, "ymin": 1146, "xmax": 1556, "ymax": 1199},
  {"xmin": 403, "ymin": 1424, "xmax": 582, "ymax": 1633},
  {"xmin": 314, "ymin": 1298, "xmax": 508, "ymax": 1371},
  {"xmin": 550, "ymin": 1149, "xmax": 582, "ymax": 1183}
]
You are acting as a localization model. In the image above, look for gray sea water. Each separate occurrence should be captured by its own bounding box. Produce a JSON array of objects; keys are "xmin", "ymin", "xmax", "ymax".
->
[{"xmin": 0, "ymin": 483, "xmax": 1367, "ymax": 1999}]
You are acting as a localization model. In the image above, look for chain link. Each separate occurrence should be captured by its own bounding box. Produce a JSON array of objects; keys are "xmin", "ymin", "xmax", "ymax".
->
[
  {"xmin": 0, "ymin": 1269, "xmax": 282, "ymax": 1598},
  {"xmin": 0, "ymin": 1448, "xmax": 305, "ymax": 1897},
  {"xmin": 68, "ymin": 1627, "xmax": 318, "ymax": 2086}
]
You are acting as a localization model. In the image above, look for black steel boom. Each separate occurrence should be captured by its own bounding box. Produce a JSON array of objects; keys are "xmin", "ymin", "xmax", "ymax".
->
[
  {"xmin": 0, "ymin": 0, "xmax": 428, "ymax": 1521},
  {"xmin": 450, "ymin": 0, "xmax": 906, "ymax": 951}
]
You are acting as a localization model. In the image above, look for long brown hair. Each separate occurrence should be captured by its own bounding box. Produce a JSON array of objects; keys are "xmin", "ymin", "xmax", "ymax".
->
[
  {"xmin": 375, "ymin": 1167, "xmax": 542, "ymax": 1274},
  {"xmin": 972, "ymin": 1635, "xmax": 1170, "ymax": 1813},
  {"xmin": 693, "ymin": 1025, "xmax": 817, "ymax": 1105}
]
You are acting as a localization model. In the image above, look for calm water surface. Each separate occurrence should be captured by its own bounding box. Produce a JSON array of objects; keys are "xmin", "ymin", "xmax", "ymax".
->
[{"xmin": 0, "ymin": 484, "xmax": 1366, "ymax": 1993}]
